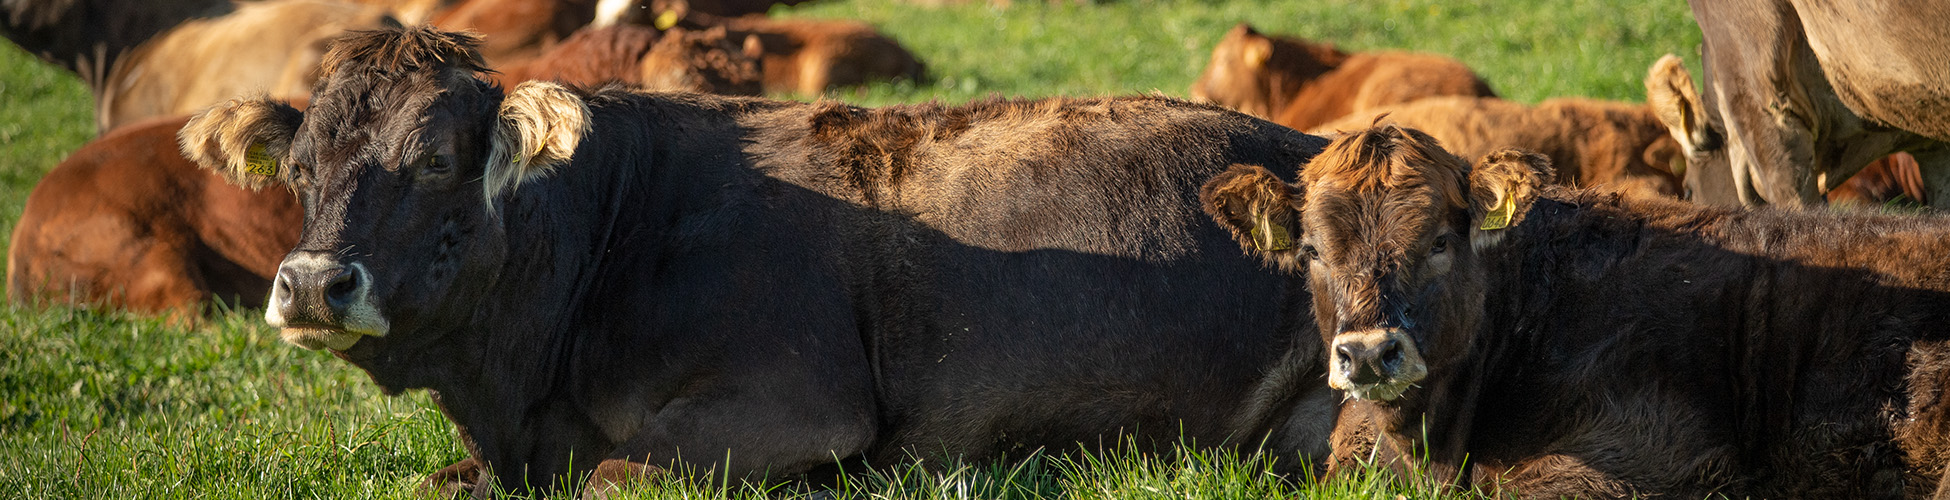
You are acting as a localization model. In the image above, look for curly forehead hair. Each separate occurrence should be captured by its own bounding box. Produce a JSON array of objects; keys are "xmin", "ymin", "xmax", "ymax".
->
[
  {"xmin": 318, "ymin": 25, "xmax": 491, "ymax": 78},
  {"xmin": 1302, "ymin": 124, "xmax": 1471, "ymax": 207}
]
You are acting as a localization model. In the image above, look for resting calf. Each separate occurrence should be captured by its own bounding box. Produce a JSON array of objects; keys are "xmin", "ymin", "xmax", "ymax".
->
[{"xmin": 1202, "ymin": 125, "xmax": 1950, "ymax": 498}]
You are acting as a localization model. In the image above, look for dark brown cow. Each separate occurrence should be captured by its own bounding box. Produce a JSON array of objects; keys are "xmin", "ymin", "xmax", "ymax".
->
[
  {"xmin": 1202, "ymin": 126, "xmax": 1950, "ymax": 497},
  {"xmin": 1647, "ymin": 2, "xmax": 1950, "ymax": 207},
  {"xmin": 179, "ymin": 27, "xmax": 1340, "ymax": 496},
  {"xmin": 492, "ymin": 24, "xmax": 763, "ymax": 95},
  {"xmin": 1189, "ymin": 23, "xmax": 1495, "ymax": 132},
  {"xmin": 1312, "ymin": 95, "xmax": 1684, "ymax": 200},
  {"xmin": 3, "ymin": 0, "xmax": 394, "ymax": 132},
  {"xmin": 8, "ymin": 115, "xmax": 300, "ymax": 319}
]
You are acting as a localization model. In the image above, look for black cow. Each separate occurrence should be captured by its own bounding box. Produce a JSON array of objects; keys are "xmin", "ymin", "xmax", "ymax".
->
[{"xmin": 178, "ymin": 27, "xmax": 1340, "ymax": 496}]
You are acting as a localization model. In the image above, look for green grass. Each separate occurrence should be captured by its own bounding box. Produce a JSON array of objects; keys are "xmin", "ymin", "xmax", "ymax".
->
[{"xmin": 0, "ymin": 0, "xmax": 1701, "ymax": 497}]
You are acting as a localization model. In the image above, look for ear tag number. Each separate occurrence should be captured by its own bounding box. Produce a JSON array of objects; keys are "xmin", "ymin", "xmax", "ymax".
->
[
  {"xmin": 244, "ymin": 143, "xmax": 280, "ymax": 177},
  {"xmin": 1250, "ymin": 214, "xmax": 1294, "ymax": 251},
  {"xmin": 1479, "ymin": 192, "xmax": 1516, "ymax": 230}
]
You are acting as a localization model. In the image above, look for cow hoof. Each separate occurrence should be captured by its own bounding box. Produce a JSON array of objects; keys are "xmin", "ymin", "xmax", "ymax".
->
[{"xmin": 421, "ymin": 457, "xmax": 484, "ymax": 499}]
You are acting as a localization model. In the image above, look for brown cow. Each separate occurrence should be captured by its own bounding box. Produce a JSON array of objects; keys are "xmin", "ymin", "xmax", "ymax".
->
[
  {"xmin": 492, "ymin": 24, "xmax": 763, "ymax": 95},
  {"xmin": 1311, "ymin": 95, "xmax": 1684, "ymax": 200},
  {"xmin": 428, "ymin": 0, "xmax": 598, "ymax": 65},
  {"xmin": 1647, "ymin": 2, "xmax": 1950, "ymax": 207},
  {"xmin": 640, "ymin": 14, "xmax": 925, "ymax": 96},
  {"xmin": 1189, "ymin": 23, "xmax": 1495, "ymax": 132},
  {"xmin": 7, "ymin": 115, "xmax": 300, "ymax": 319},
  {"xmin": 179, "ymin": 27, "xmax": 1342, "ymax": 496},
  {"xmin": 1202, "ymin": 126, "xmax": 1950, "ymax": 497}
]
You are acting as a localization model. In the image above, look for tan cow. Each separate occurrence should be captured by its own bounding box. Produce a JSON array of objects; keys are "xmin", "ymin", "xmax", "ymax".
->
[
  {"xmin": 1311, "ymin": 95, "xmax": 1684, "ymax": 200},
  {"xmin": 98, "ymin": 0, "xmax": 395, "ymax": 131},
  {"xmin": 1189, "ymin": 23, "xmax": 1495, "ymax": 132}
]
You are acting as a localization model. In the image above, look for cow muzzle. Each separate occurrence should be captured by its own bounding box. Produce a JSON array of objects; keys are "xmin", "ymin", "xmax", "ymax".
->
[
  {"xmin": 266, "ymin": 250, "xmax": 390, "ymax": 350},
  {"xmin": 1328, "ymin": 328, "xmax": 1427, "ymax": 401}
]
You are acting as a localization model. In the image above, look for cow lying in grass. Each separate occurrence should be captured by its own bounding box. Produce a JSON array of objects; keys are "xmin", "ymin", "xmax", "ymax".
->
[
  {"xmin": 492, "ymin": 24, "xmax": 764, "ymax": 95},
  {"xmin": 1201, "ymin": 125, "xmax": 1950, "ymax": 498},
  {"xmin": 8, "ymin": 116, "xmax": 300, "ymax": 319},
  {"xmin": 1311, "ymin": 94, "xmax": 1685, "ymax": 200},
  {"xmin": 1189, "ymin": 23, "xmax": 1494, "ymax": 132},
  {"xmin": 180, "ymin": 26, "xmax": 1342, "ymax": 496}
]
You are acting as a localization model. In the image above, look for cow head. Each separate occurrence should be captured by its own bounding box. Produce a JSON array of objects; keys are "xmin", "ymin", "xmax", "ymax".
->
[
  {"xmin": 178, "ymin": 27, "xmax": 589, "ymax": 352},
  {"xmin": 1189, "ymin": 23, "xmax": 1345, "ymax": 119},
  {"xmin": 1645, "ymin": 54, "xmax": 1735, "ymax": 203},
  {"xmin": 1202, "ymin": 126, "xmax": 1551, "ymax": 402},
  {"xmin": 638, "ymin": 26, "xmax": 765, "ymax": 95}
]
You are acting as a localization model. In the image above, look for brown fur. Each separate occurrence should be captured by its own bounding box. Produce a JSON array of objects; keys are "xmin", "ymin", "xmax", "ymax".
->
[
  {"xmin": 1312, "ymin": 96, "xmax": 1684, "ymax": 200},
  {"xmin": 428, "ymin": 0, "xmax": 598, "ymax": 65},
  {"xmin": 1189, "ymin": 23, "xmax": 1495, "ymax": 131},
  {"xmin": 1202, "ymin": 126, "xmax": 1950, "ymax": 497},
  {"xmin": 636, "ymin": 26, "xmax": 762, "ymax": 95},
  {"xmin": 91, "ymin": 0, "xmax": 393, "ymax": 131},
  {"xmin": 700, "ymin": 15, "xmax": 926, "ymax": 96},
  {"xmin": 8, "ymin": 116, "xmax": 300, "ymax": 318},
  {"xmin": 1829, "ymin": 152, "xmax": 1927, "ymax": 207},
  {"xmin": 488, "ymin": 24, "xmax": 761, "ymax": 94}
]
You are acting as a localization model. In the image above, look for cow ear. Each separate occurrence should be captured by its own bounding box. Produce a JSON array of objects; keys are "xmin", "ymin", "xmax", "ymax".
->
[
  {"xmin": 1241, "ymin": 35, "xmax": 1273, "ymax": 69},
  {"xmin": 1645, "ymin": 54, "xmax": 1721, "ymax": 162},
  {"xmin": 1201, "ymin": 164, "xmax": 1307, "ymax": 270},
  {"xmin": 485, "ymin": 81, "xmax": 591, "ymax": 209},
  {"xmin": 1468, "ymin": 149, "xmax": 1553, "ymax": 250},
  {"xmin": 178, "ymin": 96, "xmax": 304, "ymax": 191}
]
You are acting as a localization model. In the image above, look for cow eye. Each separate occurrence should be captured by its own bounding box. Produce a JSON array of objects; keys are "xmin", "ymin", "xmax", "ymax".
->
[
  {"xmin": 1430, "ymin": 237, "xmax": 1448, "ymax": 255},
  {"xmin": 1301, "ymin": 244, "xmax": 1320, "ymax": 261},
  {"xmin": 422, "ymin": 155, "xmax": 450, "ymax": 174}
]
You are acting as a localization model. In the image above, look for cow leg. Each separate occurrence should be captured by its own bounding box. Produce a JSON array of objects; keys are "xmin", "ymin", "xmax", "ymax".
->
[
  {"xmin": 582, "ymin": 459, "xmax": 663, "ymax": 499},
  {"xmin": 1911, "ymin": 148, "xmax": 1950, "ymax": 208},
  {"xmin": 420, "ymin": 457, "xmax": 488, "ymax": 499}
]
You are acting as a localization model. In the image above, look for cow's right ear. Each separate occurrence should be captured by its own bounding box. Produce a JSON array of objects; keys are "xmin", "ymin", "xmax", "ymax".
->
[
  {"xmin": 1201, "ymin": 164, "xmax": 1307, "ymax": 271},
  {"xmin": 1645, "ymin": 54, "xmax": 1721, "ymax": 160},
  {"xmin": 179, "ymin": 96, "xmax": 304, "ymax": 191},
  {"xmin": 485, "ymin": 81, "xmax": 591, "ymax": 208}
]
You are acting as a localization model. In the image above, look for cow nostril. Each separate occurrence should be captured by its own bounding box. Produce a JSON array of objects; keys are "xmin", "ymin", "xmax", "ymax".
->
[
  {"xmin": 1379, "ymin": 339, "xmax": 1404, "ymax": 369},
  {"xmin": 1335, "ymin": 344, "xmax": 1356, "ymax": 368},
  {"xmin": 324, "ymin": 270, "xmax": 359, "ymax": 310}
]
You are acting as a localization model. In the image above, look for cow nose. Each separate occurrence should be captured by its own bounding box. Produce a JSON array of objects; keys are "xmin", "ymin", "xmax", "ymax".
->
[
  {"xmin": 1336, "ymin": 338, "xmax": 1404, "ymax": 386},
  {"xmin": 272, "ymin": 251, "xmax": 363, "ymax": 328}
]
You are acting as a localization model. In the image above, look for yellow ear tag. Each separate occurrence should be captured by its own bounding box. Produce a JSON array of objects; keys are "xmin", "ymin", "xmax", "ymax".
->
[
  {"xmin": 1249, "ymin": 214, "xmax": 1295, "ymax": 251},
  {"xmin": 1478, "ymin": 191, "xmax": 1516, "ymax": 230},
  {"xmin": 654, "ymin": 10, "xmax": 679, "ymax": 30},
  {"xmin": 244, "ymin": 143, "xmax": 280, "ymax": 177}
]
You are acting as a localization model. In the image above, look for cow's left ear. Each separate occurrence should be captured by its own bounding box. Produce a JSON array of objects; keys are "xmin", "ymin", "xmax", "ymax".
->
[
  {"xmin": 485, "ymin": 81, "xmax": 591, "ymax": 209},
  {"xmin": 1201, "ymin": 164, "xmax": 1307, "ymax": 271},
  {"xmin": 1468, "ymin": 149, "xmax": 1553, "ymax": 250}
]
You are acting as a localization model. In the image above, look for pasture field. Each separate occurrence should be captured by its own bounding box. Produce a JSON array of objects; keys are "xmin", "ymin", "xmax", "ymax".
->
[{"xmin": 0, "ymin": 0, "xmax": 1700, "ymax": 497}]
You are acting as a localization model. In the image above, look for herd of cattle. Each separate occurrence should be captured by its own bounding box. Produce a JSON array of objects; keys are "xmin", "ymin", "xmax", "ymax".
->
[{"xmin": 6, "ymin": 0, "xmax": 1950, "ymax": 498}]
